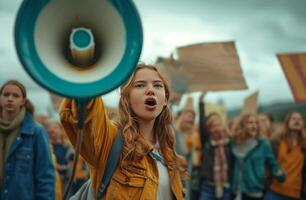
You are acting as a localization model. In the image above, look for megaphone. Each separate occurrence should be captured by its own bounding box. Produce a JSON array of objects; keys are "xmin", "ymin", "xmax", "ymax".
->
[
  {"xmin": 15, "ymin": 0, "xmax": 143, "ymax": 99},
  {"xmin": 15, "ymin": 1, "xmax": 142, "ymax": 199}
]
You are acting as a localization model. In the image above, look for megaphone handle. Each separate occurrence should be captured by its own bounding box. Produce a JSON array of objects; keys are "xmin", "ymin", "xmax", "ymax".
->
[
  {"xmin": 77, "ymin": 100, "xmax": 87, "ymax": 129},
  {"xmin": 63, "ymin": 99, "xmax": 87, "ymax": 200},
  {"xmin": 63, "ymin": 128, "xmax": 84, "ymax": 200}
]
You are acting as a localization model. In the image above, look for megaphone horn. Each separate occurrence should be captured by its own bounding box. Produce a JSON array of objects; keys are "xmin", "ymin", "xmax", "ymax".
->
[{"xmin": 15, "ymin": 0, "xmax": 143, "ymax": 99}]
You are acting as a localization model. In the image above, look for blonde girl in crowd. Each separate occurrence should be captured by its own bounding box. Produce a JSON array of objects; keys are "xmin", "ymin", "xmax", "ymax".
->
[
  {"xmin": 174, "ymin": 108, "xmax": 196, "ymax": 162},
  {"xmin": 60, "ymin": 64, "xmax": 187, "ymax": 199},
  {"xmin": 46, "ymin": 120, "xmax": 73, "ymax": 193},
  {"xmin": 232, "ymin": 114, "xmax": 285, "ymax": 200},
  {"xmin": 195, "ymin": 93, "xmax": 233, "ymax": 200},
  {"xmin": 264, "ymin": 111, "xmax": 306, "ymax": 200},
  {"xmin": 173, "ymin": 101, "xmax": 196, "ymax": 200},
  {"xmin": 35, "ymin": 114, "xmax": 64, "ymax": 200},
  {"xmin": 0, "ymin": 80, "xmax": 54, "ymax": 199}
]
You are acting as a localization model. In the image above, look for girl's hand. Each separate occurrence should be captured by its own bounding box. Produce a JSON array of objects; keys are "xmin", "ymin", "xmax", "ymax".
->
[
  {"xmin": 199, "ymin": 92, "xmax": 207, "ymax": 103},
  {"xmin": 276, "ymin": 169, "xmax": 283, "ymax": 176},
  {"xmin": 275, "ymin": 168, "xmax": 286, "ymax": 182}
]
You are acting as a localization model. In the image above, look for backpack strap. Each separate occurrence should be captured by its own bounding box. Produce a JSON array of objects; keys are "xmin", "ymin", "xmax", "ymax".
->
[{"xmin": 96, "ymin": 128, "xmax": 123, "ymax": 200}]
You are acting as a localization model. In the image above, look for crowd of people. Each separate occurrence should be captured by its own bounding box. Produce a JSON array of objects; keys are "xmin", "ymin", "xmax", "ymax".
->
[
  {"xmin": 171, "ymin": 91, "xmax": 306, "ymax": 200},
  {"xmin": 0, "ymin": 63, "xmax": 305, "ymax": 200}
]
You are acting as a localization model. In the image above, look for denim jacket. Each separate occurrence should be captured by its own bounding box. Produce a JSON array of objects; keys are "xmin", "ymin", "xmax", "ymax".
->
[{"xmin": 0, "ymin": 112, "xmax": 55, "ymax": 200}]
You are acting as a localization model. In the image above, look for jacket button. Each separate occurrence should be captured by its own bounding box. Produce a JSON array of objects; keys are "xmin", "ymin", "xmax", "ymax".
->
[
  {"xmin": 4, "ymin": 189, "xmax": 8, "ymax": 193},
  {"xmin": 125, "ymin": 177, "xmax": 130, "ymax": 185}
]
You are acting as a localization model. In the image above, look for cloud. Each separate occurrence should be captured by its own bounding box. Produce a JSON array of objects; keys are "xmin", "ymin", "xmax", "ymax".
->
[
  {"xmin": 1, "ymin": 0, "xmax": 305, "ymax": 113},
  {"xmin": 0, "ymin": 1, "xmax": 46, "ymax": 91},
  {"xmin": 135, "ymin": 0, "xmax": 306, "ymax": 110}
]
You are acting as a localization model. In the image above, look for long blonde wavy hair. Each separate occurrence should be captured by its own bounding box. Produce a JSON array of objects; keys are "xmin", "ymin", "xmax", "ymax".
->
[
  {"xmin": 118, "ymin": 64, "xmax": 187, "ymax": 179},
  {"xmin": 234, "ymin": 113, "xmax": 259, "ymax": 144}
]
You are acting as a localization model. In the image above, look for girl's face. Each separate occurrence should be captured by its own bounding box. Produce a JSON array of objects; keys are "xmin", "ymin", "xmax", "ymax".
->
[
  {"xmin": 129, "ymin": 68, "xmax": 167, "ymax": 122},
  {"xmin": 0, "ymin": 84, "xmax": 25, "ymax": 117},
  {"xmin": 208, "ymin": 115, "xmax": 225, "ymax": 140},
  {"xmin": 288, "ymin": 112, "xmax": 304, "ymax": 132},
  {"xmin": 47, "ymin": 122, "xmax": 63, "ymax": 142},
  {"xmin": 244, "ymin": 115, "xmax": 258, "ymax": 138},
  {"xmin": 179, "ymin": 111, "xmax": 195, "ymax": 132},
  {"xmin": 258, "ymin": 114, "xmax": 272, "ymax": 130}
]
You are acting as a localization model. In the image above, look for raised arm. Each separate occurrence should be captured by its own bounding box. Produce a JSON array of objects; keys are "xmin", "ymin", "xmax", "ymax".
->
[
  {"xmin": 198, "ymin": 93, "xmax": 208, "ymax": 146},
  {"xmin": 59, "ymin": 97, "xmax": 118, "ymax": 168}
]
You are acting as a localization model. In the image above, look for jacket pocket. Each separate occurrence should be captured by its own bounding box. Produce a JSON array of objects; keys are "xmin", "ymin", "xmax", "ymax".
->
[
  {"xmin": 15, "ymin": 148, "xmax": 33, "ymax": 173},
  {"xmin": 107, "ymin": 170, "xmax": 147, "ymax": 200}
]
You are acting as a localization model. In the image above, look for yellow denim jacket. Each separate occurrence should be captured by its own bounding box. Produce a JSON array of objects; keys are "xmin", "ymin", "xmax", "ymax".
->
[{"xmin": 60, "ymin": 98, "xmax": 184, "ymax": 200}]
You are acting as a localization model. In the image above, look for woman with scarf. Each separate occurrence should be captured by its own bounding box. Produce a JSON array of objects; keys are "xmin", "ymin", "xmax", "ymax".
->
[
  {"xmin": 0, "ymin": 80, "xmax": 54, "ymax": 200},
  {"xmin": 196, "ymin": 93, "xmax": 233, "ymax": 200}
]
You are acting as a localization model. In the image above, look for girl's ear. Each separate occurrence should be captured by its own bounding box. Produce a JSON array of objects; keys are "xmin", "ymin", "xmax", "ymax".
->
[{"xmin": 22, "ymin": 98, "xmax": 26, "ymax": 106}]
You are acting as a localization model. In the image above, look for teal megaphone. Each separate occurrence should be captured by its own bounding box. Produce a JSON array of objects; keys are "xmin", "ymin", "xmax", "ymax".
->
[
  {"xmin": 15, "ymin": 0, "xmax": 143, "ymax": 99},
  {"xmin": 15, "ymin": 1, "xmax": 142, "ymax": 199}
]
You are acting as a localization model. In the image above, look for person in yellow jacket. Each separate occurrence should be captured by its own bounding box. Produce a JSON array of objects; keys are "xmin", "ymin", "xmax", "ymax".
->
[{"xmin": 60, "ymin": 64, "xmax": 187, "ymax": 200}]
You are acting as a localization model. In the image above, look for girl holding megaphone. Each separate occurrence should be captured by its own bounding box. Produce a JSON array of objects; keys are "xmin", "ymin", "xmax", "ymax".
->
[{"xmin": 60, "ymin": 64, "xmax": 187, "ymax": 200}]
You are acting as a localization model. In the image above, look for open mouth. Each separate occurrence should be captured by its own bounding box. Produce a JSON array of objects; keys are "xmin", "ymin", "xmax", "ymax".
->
[
  {"xmin": 293, "ymin": 122, "xmax": 302, "ymax": 127},
  {"xmin": 5, "ymin": 104, "xmax": 14, "ymax": 108},
  {"xmin": 145, "ymin": 98, "xmax": 157, "ymax": 107}
]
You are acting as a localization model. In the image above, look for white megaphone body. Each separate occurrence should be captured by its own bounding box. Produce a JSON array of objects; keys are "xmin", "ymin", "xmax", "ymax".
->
[{"xmin": 15, "ymin": 0, "xmax": 143, "ymax": 99}]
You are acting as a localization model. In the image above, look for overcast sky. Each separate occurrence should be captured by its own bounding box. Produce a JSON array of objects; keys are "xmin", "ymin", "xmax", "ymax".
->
[{"xmin": 1, "ymin": 0, "xmax": 306, "ymax": 114}]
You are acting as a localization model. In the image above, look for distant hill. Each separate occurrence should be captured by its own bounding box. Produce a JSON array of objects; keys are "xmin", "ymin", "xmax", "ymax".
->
[{"xmin": 228, "ymin": 101, "xmax": 306, "ymax": 122}]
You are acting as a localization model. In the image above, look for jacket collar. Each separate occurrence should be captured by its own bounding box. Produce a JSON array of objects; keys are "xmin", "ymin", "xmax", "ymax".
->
[{"xmin": 20, "ymin": 112, "xmax": 35, "ymax": 135}]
